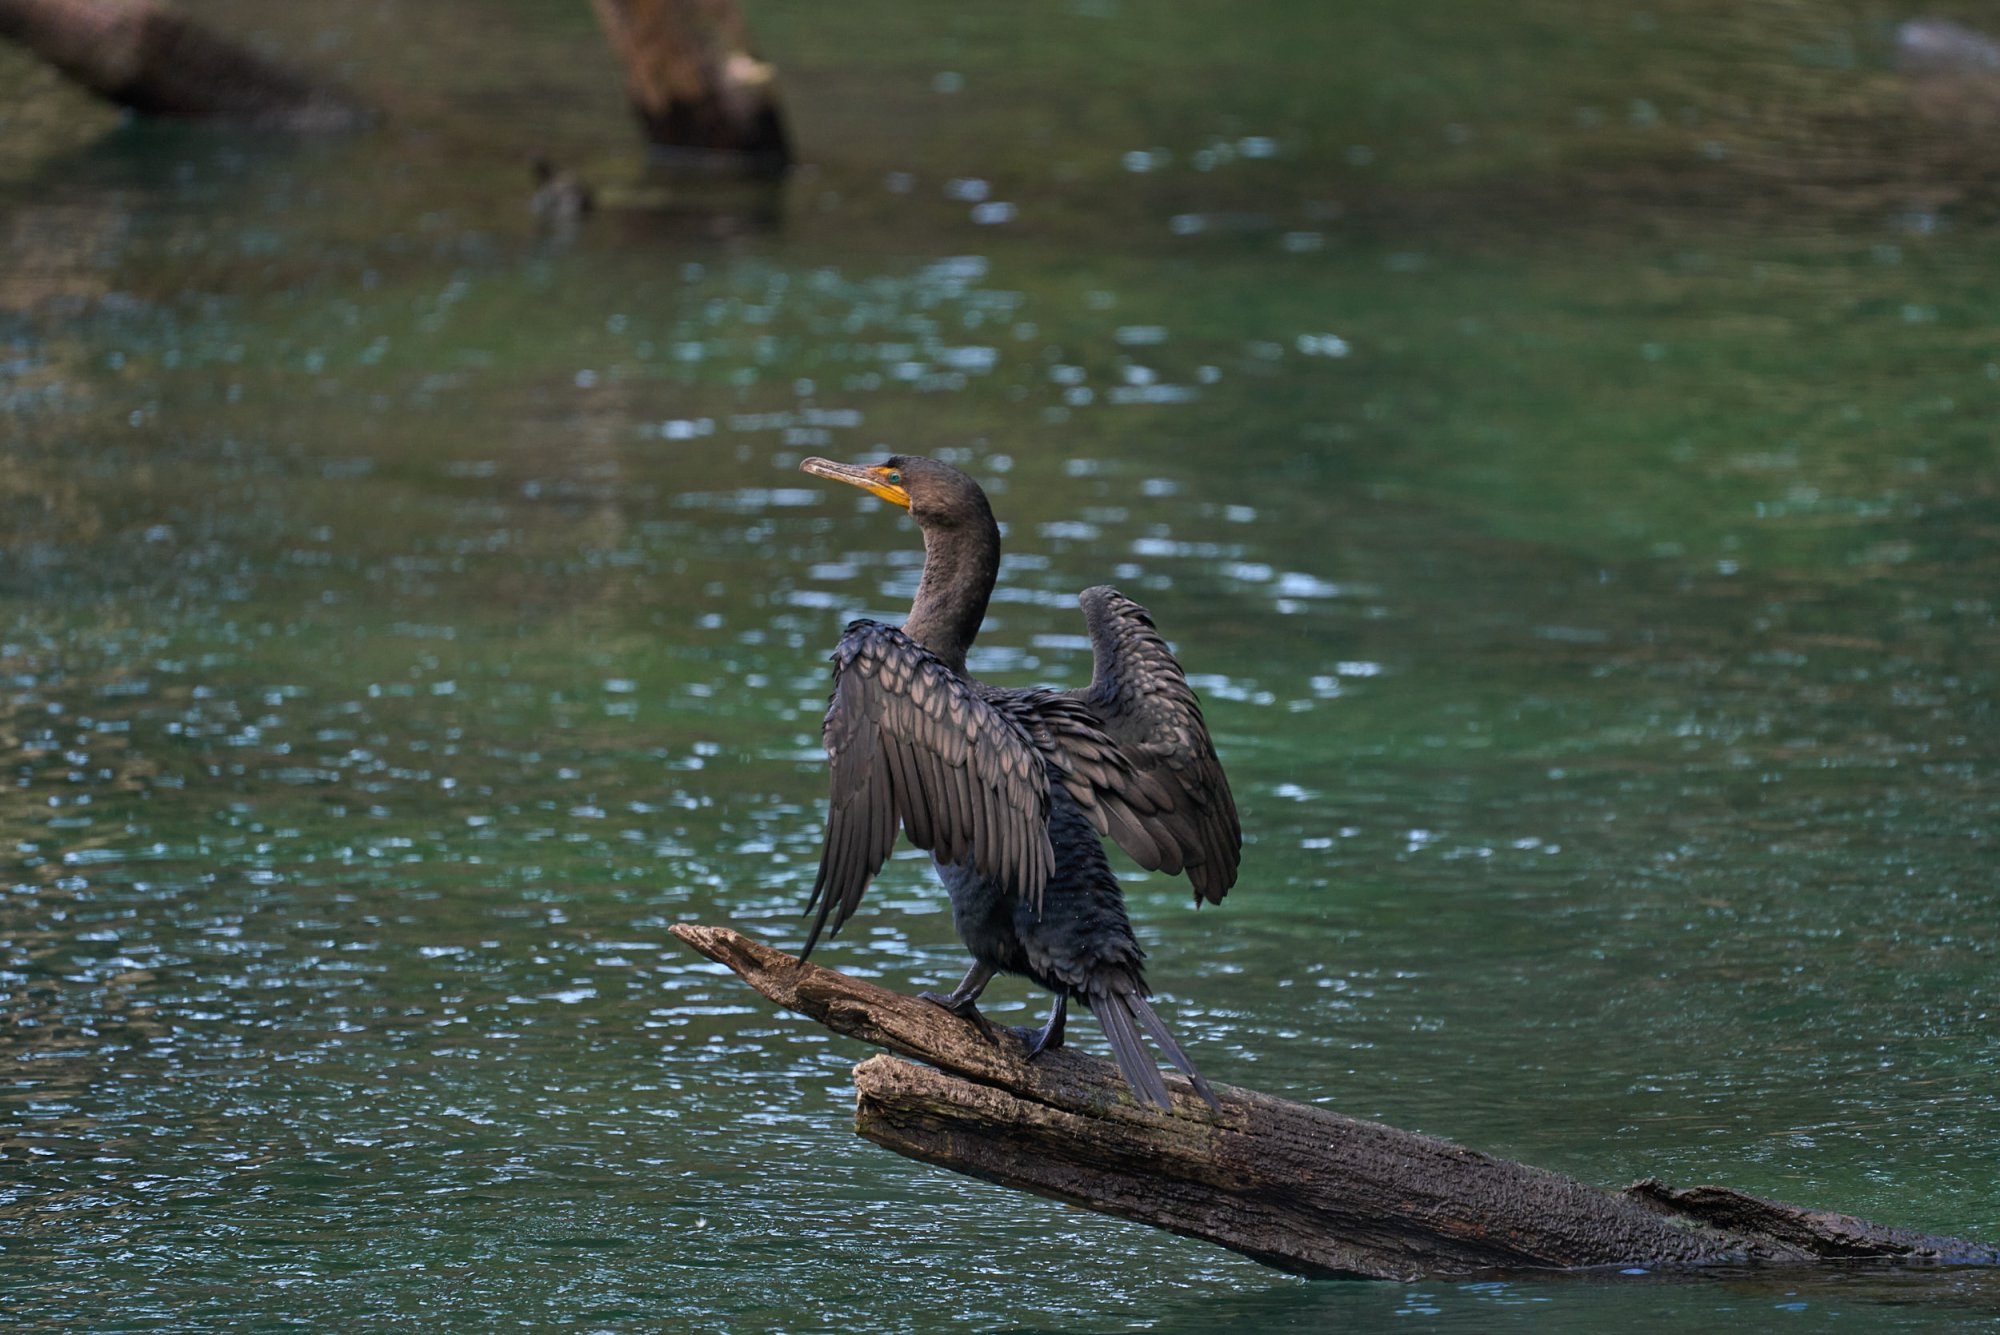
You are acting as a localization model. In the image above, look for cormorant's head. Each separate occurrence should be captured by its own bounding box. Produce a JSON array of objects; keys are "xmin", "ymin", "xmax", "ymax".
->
[{"xmin": 800, "ymin": 455, "xmax": 994, "ymax": 531}]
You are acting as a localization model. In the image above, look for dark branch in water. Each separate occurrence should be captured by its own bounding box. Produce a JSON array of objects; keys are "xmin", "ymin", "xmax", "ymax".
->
[
  {"xmin": 587, "ymin": 0, "xmax": 790, "ymax": 175},
  {"xmin": 672, "ymin": 923, "xmax": 2000, "ymax": 1281},
  {"xmin": 0, "ymin": 0, "xmax": 368, "ymax": 130}
]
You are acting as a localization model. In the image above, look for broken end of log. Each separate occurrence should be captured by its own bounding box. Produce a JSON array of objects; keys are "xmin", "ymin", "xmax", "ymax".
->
[
  {"xmin": 670, "ymin": 920, "xmax": 797, "ymax": 976},
  {"xmin": 1624, "ymin": 1179, "xmax": 2000, "ymax": 1267}
]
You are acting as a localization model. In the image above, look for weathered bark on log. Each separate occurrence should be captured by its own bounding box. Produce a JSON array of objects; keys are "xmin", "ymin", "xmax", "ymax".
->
[
  {"xmin": 671, "ymin": 923, "xmax": 2000, "ymax": 1281},
  {"xmin": 587, "ymin": 0, "xmax": 789, "ymax": 173},
  {"xmin": 0, "ymin": 0, "xmax": 367, "ymax": 130}
]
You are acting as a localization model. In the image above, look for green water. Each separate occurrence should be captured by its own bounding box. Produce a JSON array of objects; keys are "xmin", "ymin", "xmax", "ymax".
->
[{"xmin": 3, "ymin": 1, "xmax": 1998, "ymax": 1329}]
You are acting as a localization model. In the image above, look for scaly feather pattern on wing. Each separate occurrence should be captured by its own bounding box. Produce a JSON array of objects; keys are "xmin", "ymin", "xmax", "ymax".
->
[
  {"xmin": 802, "ymin": 620, "xmax": 1055, "ymax": 954},
  {"xmin": 1049, "ymin": 585, "xmax": 1242, "ymax": 904}
]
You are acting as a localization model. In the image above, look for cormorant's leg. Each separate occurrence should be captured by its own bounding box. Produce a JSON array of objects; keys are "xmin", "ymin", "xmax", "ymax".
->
[
  {"xmin": 919, "ymin": 962, "xmax": 999, "ymax": 1045},
  {"xmin": 1019, "ymin": 992, "xmax": 1067, "ymax": 1059}
]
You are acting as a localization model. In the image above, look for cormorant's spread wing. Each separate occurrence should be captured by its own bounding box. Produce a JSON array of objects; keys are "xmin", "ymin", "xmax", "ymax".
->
[
  {"xmin": 1052, "ymin": 586, "xmax": 1241, "ymax": 904},
  {"xmin": 803, "ymin": 620, "xmax": 1055, "ymax": 955}
]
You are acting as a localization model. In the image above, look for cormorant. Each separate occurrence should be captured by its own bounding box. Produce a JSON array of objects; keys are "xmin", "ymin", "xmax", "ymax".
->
[{"xmin": 797, "ymin": 454, "xmax": 1240, "ymax": 1112}]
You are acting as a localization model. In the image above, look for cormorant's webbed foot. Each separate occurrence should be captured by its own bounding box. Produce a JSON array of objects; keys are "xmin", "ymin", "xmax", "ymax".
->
[
  {"xmin": 1015, "ymin": 993, "xmax": 1068, "ymax": 1060},
  {"xmin": 919, "ymin": 990, "xmax": 999, "ymax": 1045},
  {"xmin": 919, "ymin": 962, "xmax": 999, "ymax": 1045}
]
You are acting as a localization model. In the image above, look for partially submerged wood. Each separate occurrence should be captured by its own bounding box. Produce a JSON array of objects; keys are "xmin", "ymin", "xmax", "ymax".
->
[
  {"xmin": 587, "ymin": 0, "xmax": 789, "ymax": 173},
  {"xmin": 0, "ymin": 0, "xmax": 367, "ymax": 130},
  {"xmin": 672, "ymin": 923, "xmax": 2000, "ymax": 1281}
]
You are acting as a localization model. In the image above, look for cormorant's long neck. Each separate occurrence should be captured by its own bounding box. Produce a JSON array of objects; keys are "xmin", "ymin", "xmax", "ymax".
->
[{"xmin": 901, "ymin": 516, "xmax": 999, "ymax": 675}]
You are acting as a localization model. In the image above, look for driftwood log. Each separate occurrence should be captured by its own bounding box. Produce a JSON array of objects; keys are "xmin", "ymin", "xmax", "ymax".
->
[
  {"xmin": 587, "ymin": 0, "xmax": 789, "ymax": 172},
  {"xmin": 0, "ymin": 0, "xmax": 367, "ymax": 130},
  {"xmin": 672, "ymin": 923, "xmax": 2000, "ymax": 1281}
]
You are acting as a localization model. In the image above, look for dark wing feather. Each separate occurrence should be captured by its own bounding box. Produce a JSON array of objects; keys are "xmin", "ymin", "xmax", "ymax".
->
[
  {"xmin": 1047, "ymin": 586, "xmax": 1241, "ymax": 904},
  {"xmin": 801, "ymin": 620, "xmax": 1054, "ymax": 955}
]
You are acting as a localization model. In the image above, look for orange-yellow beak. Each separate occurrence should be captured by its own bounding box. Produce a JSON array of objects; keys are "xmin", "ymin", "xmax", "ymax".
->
[{"xmin": 800, "ymin": 457, "xmax": 911, "ymax": 510}]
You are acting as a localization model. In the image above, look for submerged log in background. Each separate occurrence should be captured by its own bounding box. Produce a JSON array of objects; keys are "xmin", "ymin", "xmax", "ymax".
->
[
  {"xmin": 672, "ymin": 923, "xmax": 2000, "ymax": 1281},
  {"xmin": 587, "ymin": 0, "xmax": 790, "ymax": 172},
  {"xmin": 0, "ymin": 0, "xmax": 368, "ymax": 130}
]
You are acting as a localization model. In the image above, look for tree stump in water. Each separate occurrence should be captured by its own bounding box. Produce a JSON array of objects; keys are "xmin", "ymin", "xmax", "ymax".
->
[
  {"xmin": 672, "ymin": 923, "xmax": 2000, "ymax": 1281},
  {"xmin": 587, "ymin": 0, "xmax": 790, "ymax": 174},
  {"xmin": 0, "ymin": 0, "xmax": 367, "ymax": 130}
]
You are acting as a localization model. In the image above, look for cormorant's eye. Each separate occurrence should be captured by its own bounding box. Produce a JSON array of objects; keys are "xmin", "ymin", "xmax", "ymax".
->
[{"xmin": 887, "ymin": 470, "xmax": 903, "ymax": 485}]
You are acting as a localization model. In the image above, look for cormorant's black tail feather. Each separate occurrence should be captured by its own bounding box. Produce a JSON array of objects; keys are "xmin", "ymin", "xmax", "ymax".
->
[
  {"xmin": 1127, "ymin": 992, "xmax": 1222, "ymax": 1112},
  {"xmin": 1088, "ymin": 992, "xmax": 1172, "ymax": 1110},
  {"xmin": 1086, "ymin": 990, "xmax": 1220, "ymax": 1113}
]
